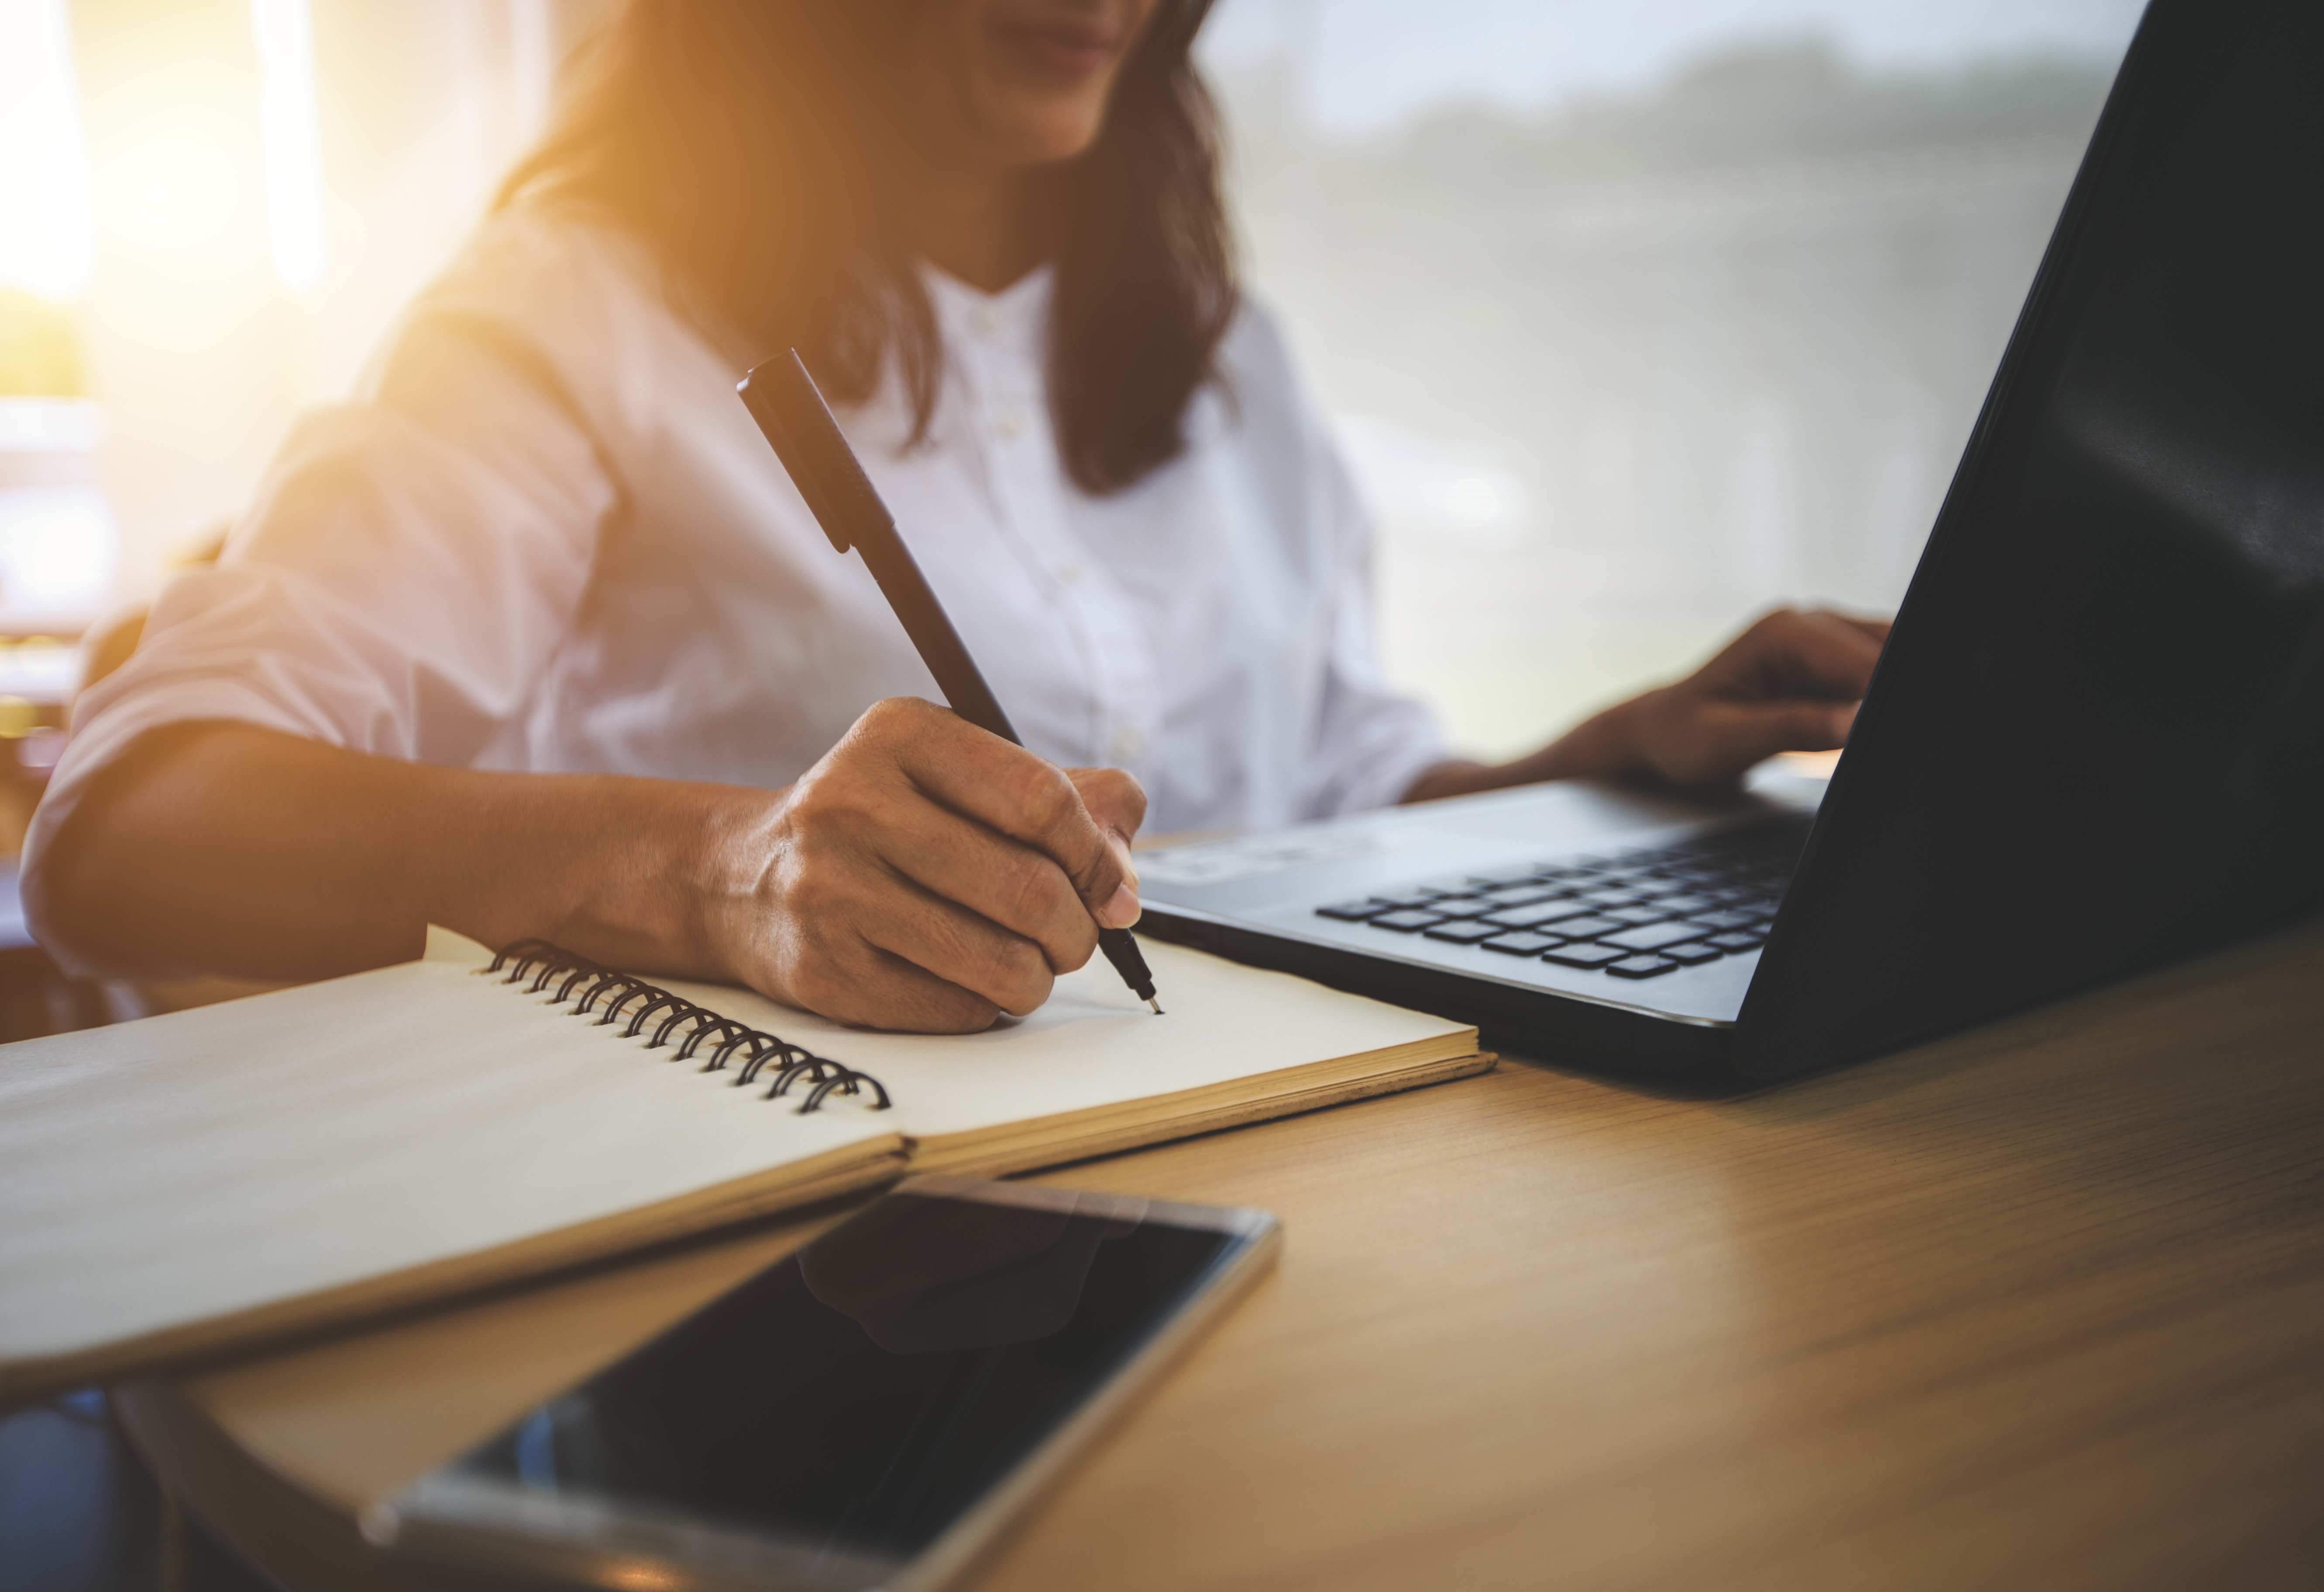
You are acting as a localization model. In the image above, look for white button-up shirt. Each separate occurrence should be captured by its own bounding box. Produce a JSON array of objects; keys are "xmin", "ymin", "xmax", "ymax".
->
[{"xmin": 25, "ymin": 211, "xmax": 1447, "ymax": 963}]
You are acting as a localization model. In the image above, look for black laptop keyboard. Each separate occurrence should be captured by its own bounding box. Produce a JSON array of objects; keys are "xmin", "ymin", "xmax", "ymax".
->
[{"xmin": 1314, "ymin": 815, "xmax": 1812, "ymax": 982}]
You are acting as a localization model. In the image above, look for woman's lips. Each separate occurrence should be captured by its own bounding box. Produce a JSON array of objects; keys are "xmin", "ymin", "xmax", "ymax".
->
[{"xmin": 1003, "ymin": 23, "xmax": 1119, "ymax": 76}]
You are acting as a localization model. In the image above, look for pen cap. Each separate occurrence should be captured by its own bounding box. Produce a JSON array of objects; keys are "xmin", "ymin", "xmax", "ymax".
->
[{"xmin": 737, "ymin": 351, "xmax": 897, "ymax": 556}]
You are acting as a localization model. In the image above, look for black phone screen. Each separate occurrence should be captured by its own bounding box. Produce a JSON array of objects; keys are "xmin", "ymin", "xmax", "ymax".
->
[{"xmin": 428, "ymin": 1191, "xmax": 1248, "ymax": 1569}]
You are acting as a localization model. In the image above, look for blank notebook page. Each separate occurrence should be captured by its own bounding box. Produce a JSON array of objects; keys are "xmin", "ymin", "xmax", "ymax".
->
[
  {"xmin": 0, "ymin": 929, "xmax": 900, "ymax": 1372},
  {"xmin": 652, "ymin": 937, "xmax": 1480, "ymax": 1159}
]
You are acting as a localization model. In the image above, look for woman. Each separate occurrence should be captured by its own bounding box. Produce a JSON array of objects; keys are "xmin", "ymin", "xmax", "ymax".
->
[{"xmin": 25, "ymin": 0, "xmax": 1884, "ymax": 1032}]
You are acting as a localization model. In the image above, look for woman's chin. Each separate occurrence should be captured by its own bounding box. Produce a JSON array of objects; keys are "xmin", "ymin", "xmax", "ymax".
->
[{"xmin": 973, "ymin": 105, "xmax": 1112, "ymax": 168}]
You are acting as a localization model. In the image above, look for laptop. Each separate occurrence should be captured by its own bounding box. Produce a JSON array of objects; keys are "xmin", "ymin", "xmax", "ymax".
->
[{"xmin": 1136, "ymin": 0, "xmax": 2324, "ymax": 1089}]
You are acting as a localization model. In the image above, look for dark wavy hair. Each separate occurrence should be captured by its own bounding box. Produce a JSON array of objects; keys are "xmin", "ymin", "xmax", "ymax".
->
[{"xmin": 497, "ymin": 0, "xmax": 1236, "ymax": 496}]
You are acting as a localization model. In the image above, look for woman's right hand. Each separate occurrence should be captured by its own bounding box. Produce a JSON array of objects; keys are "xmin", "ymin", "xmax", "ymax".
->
[{"xmin": 709, "ymin": 696, "xmax": 1147, "ymax": 1033}]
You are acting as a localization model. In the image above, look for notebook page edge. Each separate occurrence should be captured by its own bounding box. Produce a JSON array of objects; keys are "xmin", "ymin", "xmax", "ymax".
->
[
  {"xmin": 898, "ymin": 1033, "xmax": 1485, "ymax": 1170},
  {"xmin": 0, "ymin": 1137, "xmax": 905, "ymax": 1410},
  {"xmin": 909, "ymin": 1050, "xmax": 1498, "ymax": 1176}
]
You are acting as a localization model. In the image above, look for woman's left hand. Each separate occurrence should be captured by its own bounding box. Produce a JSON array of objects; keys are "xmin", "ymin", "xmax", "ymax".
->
[
  {"xmin": 1599, "ymin": 607, "xmax": 1891, "ymax": 788},
  {"xmin": 1405, "ymin": 606, "xmax": 1892, "ymax": 801}
]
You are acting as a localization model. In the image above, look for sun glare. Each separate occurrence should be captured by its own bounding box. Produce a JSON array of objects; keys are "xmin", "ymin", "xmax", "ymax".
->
[
  {"xmin": 0, "ymin": 0, "xmax": 95, "ymax": 302},
  {"xmin": 249, "ymin": 0, "xmax": 326, "ymax": 295}
]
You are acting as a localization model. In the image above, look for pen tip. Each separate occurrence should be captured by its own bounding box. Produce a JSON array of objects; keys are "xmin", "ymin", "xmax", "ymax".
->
[{"xmin": 1147, "ymin": 998, "xmax": 1164, "ymax": 1015}]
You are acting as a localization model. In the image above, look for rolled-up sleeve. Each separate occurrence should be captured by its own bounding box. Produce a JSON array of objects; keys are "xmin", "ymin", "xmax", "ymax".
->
[{"xmin": 23, "ymin": 216, "xmax": 624, "ymax": 972}]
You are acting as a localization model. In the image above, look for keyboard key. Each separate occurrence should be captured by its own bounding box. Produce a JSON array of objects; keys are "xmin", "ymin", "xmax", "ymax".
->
[
  {"xmin": 1607, "ymin": 954, "xmax": 1682, "ymax": 979},
  {"xmin": 1422, "ymin": 920, "xmax": 1506, "ymax": 945},
  {"xmin": 1602, "ymin": 921, "xmax": 1712, "ymax": 952},
  {"xmin": 1408, "ymin": 876, "xmax": 1485, "ymax": 896},
  {"xmin": 1367, "ymin": 909, "xmax": 1446, "ymax": 933},
  {"xmin": 1693, "ymin": 908, "xmax": 1771, "ymax": 931},
  {"xmin": 1316, "ymin": 899, "xmax": 1387, "ymax": 921},
  {"xmin": 1705, "ymin": 931, "xmax": 1766, "ymax": 951},
  {"xmin": 1640, "ymin": 891, "xmax": 1718, "ymax": 916},
  {"xmin": 1369, "ymin": 889, "xmax": 1453, "ymax": 911},
  {"xmin": 1541, "ymin": 941, "xmax": 1628, "ymax": 968},
  {"xmin": 1423, "ymin": 897, "xmax": 1501, "ymax": 920},
  {"xmin": 1662, "ymin": 943, "xmax": 1725, "ymax": 965},
  {"xmin": 1476, "ymin": 884, "xmax": 1566, "ymax": 910},
  {"xmin": 1603, "ymin": 905, "xmax": 1675, "ymax": 926},
  {"xmin": 1481, "ymin": 931, "xmax": 1565, "ymax": 955},
  {"xmin": 1464, "ymin": 866, "xmax": 1547, "ymax": 889},
  {"xmin": 1535, "ymin": 913, "xmax": 1624, "ymax": 939},
  {"xmin": 1576, "ymin": 887, "xmax": 1649, "ymax": 908},
  {"xmin": 1482, "ymin": 901, "xmax": 1602, "ymax": 930}
]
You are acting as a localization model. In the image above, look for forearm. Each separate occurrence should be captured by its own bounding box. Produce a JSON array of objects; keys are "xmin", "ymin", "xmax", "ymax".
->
[
  {"xmin": 36, "ymin": 722, "xmax": 770, "ymax": 985},
  {"xmin": 1400, "ymin": 694, "xmax": 1657, "ymax": 804}
]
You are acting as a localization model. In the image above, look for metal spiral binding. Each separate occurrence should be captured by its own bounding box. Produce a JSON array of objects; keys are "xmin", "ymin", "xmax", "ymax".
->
[{"xmin": 482, "ymin": 940, "xmax": 891, "ymax": 1115}]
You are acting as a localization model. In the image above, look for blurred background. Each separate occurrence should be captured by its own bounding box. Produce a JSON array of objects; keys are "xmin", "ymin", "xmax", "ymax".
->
[
  {"xmin": 1205, "ymin": 0, "xmax": 2141, "ymax": 751},
  {"xmin": 0, "ymin": 0, "xmax": 2144, "ymax": 799}
]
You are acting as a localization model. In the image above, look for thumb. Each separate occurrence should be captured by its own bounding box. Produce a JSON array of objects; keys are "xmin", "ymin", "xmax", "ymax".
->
[{"xmin": 1065, "ymin": 766, "xmax": 1148, "ymax": 926}]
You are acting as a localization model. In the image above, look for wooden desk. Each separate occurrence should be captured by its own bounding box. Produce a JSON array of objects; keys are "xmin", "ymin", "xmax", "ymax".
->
[{"xmin": 118, "ymin": 923, "xmax": 2324, "ymax": 1591}]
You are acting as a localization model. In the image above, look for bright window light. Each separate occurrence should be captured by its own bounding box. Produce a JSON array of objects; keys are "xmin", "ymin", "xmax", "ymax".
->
[
  {"xmin": 249, "ymin": 0, "xmax": 326, "ymax": 294},
  {"xmin": 0, "ymin": 479, "xmax": 118, "ymax": 611},
  {"xmin": 510, "ymin": 0, "xmax": 557, "ymax": 138},
  {"xmin": 0, "ymin": 0, "xmax": 95, "ymax": 301},
  {"xmin": 1205, "ymin": 0, "xmax": 2147, "ymax": 137}
]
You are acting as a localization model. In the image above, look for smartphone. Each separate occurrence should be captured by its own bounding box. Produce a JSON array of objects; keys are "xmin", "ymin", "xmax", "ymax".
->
[{"xmin": 362, "ymin": 1176, "xmax": 1280, "ymax": 1591}]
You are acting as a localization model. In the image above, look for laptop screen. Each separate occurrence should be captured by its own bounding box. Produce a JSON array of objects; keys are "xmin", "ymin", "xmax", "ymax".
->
[{"xmin": 1741, "ymin": 0, "xmax": 2324, "ymax": 1078}]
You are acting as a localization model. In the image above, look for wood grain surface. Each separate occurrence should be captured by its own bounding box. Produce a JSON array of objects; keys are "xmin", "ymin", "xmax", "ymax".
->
[{"xmin": 126, "ymin": 920, "xmax": 2324, "ymax": 1592}]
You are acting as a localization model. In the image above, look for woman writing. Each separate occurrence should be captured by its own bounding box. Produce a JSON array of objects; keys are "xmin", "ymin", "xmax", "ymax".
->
[{"xmin": 25, "ymin": 0, "xmax": 1885, "ymax": 1032}]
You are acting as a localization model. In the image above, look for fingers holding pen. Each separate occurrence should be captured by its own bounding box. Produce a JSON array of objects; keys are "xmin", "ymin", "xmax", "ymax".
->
[
  {"xmin": 859, "ymin": 884, "xmax": 1059, "ymax": 1018},
  {"xmin": 878, "ymin": 700, "xmax": 1147, "ymax": 931},
  {"xmin": 721, "ymin": 698, "xmax": 1148, "ymax": 1032},
  {"xmin": 745, "ymin": 825, "xmax": 1055, "ymax": 1028},
  {"xmin": 855, "ymin": 786, "xmax": 1102, "ymax": 974}
]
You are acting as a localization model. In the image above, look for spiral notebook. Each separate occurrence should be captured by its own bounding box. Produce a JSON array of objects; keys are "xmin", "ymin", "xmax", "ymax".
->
[{"xmin": 0, "ymin": 927, "xmax": 1484, "ymax": 1405}]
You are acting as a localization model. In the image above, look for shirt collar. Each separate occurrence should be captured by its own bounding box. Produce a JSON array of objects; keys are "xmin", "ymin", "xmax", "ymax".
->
[{"xmin": 922, "ymin": 262, "xmax": 1053, "ymax": 363}]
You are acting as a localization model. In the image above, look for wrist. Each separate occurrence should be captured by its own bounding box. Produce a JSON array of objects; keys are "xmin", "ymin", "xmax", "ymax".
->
[
  {"xmin": 1400, "ymin": 758, "xmax": 1492, "ymax": 803},
  {"xmin": 662, "ymin": 782, "xmax": 789, "ymax": 988},
  {"xmin": 495, "ymin": 774, "xmax": 776, "ymax": 987},
  {"xmin": 1530, "ymin": 692, "xmax": 1660, "ymax": 785},
  {"xmin": 1400, "ymin": 692, "xmax": 1668, "ymax": 803}
]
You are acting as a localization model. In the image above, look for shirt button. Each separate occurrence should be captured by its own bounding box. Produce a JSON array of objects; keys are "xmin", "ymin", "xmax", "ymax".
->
[
  {"xmin": 995, "ymin": 411, "xmax": 1024, "ymax": 439},
  {"xmin": 974, "ymin": 305, "xmax": 1002, "ymax": 335},
  {"xmin": 1110, "ymin": 724, "xmax": 1145, "ymax": 761},
  {"xmin": 1055, "ymin": 560, "xmax": 1084, "ymax": 585}
]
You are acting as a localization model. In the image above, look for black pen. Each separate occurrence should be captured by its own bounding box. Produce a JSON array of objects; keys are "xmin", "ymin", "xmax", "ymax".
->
[{"xmin": 738, "ymin": 349, "xmax": 1162, "ymax": 1014}]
